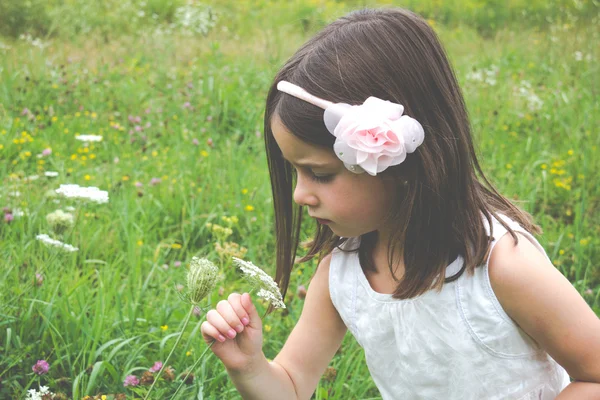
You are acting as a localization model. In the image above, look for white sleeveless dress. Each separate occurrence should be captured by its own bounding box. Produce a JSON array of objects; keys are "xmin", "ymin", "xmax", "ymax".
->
[{"xmin": 329, "ymin": 216, "xmax": 570, "ymax": 399}]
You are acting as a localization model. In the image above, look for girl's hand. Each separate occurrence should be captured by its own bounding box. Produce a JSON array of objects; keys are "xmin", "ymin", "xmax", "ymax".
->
[{"xmin": 200, "ymin": 292, "xmax": 263, "ymax": 372}]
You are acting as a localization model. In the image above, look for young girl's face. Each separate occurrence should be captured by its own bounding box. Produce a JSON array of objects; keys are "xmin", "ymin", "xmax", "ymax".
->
[{"xmin": 271, "ymin": 115, "xmax": 396, "ymax": 238}]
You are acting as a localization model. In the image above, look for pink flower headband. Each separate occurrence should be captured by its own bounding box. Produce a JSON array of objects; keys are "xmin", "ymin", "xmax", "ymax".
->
[{"xmin": 276, "ymin": 81, "xmax": 425, "ymax": 176}]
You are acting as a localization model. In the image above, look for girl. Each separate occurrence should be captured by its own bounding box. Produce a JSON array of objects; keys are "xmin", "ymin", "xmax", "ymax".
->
[{"xmin": 200, "ymin": 8, "xmax": 600, "ymax": 399}]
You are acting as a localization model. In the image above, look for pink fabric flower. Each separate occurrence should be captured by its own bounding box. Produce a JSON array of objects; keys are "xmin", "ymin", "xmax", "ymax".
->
[
  {"xmin": 149, "ymin": 361, "xmax": 163, "ymax": 373},
  {"xmin": 326, "ymin": 97, "xmax": 424, "ymax": 176},
  {"xmin": 32, "ymin": 360, "xmax": 49, "ymax": 375},
  {"xmin": 123, "ymin": 375, "xmax": 139, "ymax": 387}
]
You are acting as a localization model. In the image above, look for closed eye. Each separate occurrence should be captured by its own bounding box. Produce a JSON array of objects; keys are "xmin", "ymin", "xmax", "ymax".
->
[{"xmin": 291, "ymin": 167, "xmax": 335, "ymax": 184}]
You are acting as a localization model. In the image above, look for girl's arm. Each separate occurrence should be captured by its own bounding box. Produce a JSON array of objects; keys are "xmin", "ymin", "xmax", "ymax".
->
[
  {"xmin": 488, "ymin": 232, "xmax": 600, "ymax": 398},
  {"xmin": 202, "ymin": 254, "xmax": 347, "ymax": 400},
  {"xmin": 269, "ymin": 253, "xmax": 348, "ymax": 399}
]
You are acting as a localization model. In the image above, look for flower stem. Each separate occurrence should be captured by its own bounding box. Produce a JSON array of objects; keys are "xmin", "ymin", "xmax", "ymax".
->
[
  {"xmin": 169, "ymin": 340, "xmax": 215, "ymax": 399},
  {"xmin": 144, "ymin": 304, "xmax": 195, "ymax": 400}
]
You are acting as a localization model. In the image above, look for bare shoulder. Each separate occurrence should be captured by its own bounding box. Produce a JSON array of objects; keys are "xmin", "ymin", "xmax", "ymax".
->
[
  {"xmin": 273, "ymin": 253, "xmax": 347, "ymax": 399},
  {"xmin": 488, "ymin": 231, "xmax": 600, "ymax": 382}
]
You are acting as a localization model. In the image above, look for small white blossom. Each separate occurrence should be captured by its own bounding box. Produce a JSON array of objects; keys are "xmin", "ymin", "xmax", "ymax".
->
[
  {"xmin": 25, "ymin": 386, "xmax": 54, "ymax": 400},
  {"xmin": 517, "ymin": 80, "xmax": 544, "ymax": 112},
  {"xmin": 233, "ymin": 257, "xmax": 286, "ymax": 309},
  {"xmin": 75, "ymin": 134, "xmax": 103, "ymax": 142},
  {"xmin": 36, "ymin": 233, "xmax": 78, "ymax": 252},
  {"xmin": 12, "ymin": 208, "xmax": 26, "ymax": 217},
  {"xmin": 56, "ymin": 184, "xmax": 109, "ymax": 204},
  {"xmin": 45, "ymin": 171, "xmax": 59, "ymax": 177}
]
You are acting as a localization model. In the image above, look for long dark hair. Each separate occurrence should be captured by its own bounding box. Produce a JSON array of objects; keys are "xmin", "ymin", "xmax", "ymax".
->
[{"xmin": 264, "ymin": 8, "xmax": 539, "ymax": 301}]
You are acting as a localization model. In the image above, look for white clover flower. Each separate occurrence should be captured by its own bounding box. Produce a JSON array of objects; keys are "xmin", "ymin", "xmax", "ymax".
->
[
  {"xmin": 46, "ymin": 209, "xmax": 75, "ymax": 234},
  {"xmin": 233, "ymin": 257, "xmax": 286, "ymax": 309},
  {"xmin": 55, "ymin": 184, "xmax": 109, "ymax": 204},
  {"xmin": 36, "ymin": 233, "xmax": 78, "ymax": 252},
  {"xmin": 75, "ymin": 134, "xmax": 103, "ymax": 142},
  {"xmin": 12, "ymin": 208, "xmax": 26, "ymax": 217},
  {"xmin": 44, "ymin": 171, "xmax": 59, "ymax": 177},
  {"xmin": 26, "ymin": 386, "xmax": 54, "ymax": 400},
  {"xmin": 186, "ymin": 257, "xmax": 219, "ymax": 304}
]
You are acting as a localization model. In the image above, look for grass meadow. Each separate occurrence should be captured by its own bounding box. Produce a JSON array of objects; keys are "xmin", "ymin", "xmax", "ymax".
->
[{"xmin": 0, "ymin": 0, "xmax": 598, "ymax": 399}]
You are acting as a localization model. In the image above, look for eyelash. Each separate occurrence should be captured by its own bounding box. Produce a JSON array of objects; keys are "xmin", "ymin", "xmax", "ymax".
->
[
  {"xmin": 310, "ymin": 173, "xmax": 334, "ymax": 183},
  {"xmin": 292, "ymin": 168, "xmax": 334, "ymax": 184}
]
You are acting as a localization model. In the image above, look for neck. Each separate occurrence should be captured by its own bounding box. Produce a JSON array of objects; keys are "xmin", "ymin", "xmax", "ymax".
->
[{"xmin": 372, "ymin": 230, "xmax": 405, "ymax": 279}]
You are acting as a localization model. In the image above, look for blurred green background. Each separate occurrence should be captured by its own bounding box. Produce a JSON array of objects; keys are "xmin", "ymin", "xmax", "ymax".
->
[{"xmin": 0, "ymin": 1, "xmax": 598, "ymax": 399}]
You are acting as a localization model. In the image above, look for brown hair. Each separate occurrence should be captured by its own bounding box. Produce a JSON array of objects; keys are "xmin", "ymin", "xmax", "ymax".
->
[{"xmin": 263, "ymin": 8, "xmax": 539, "ymax": 301}]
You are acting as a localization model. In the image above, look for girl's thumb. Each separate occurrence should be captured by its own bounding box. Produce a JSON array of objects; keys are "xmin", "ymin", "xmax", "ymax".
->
[{"xmin": 241, "ymin": 293, "xmax": 261, "ymax": 329}]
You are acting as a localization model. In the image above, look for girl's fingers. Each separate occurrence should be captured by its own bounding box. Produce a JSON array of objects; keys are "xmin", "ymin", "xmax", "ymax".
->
[
  {"xmin": 216, "ymin": 299, "xmax": 245, "ymax": 335},
  {"xmin": 208, "ymin": 305, "xmax": 241, "ymax": 340},
  {"xmin": 200, "ymin": 320, "xmax": 226, "ymax": 344},
  {"xmin": 227, "ymin": 293, "xmax": 251, "ymax": 327},
  {"xmin": 241, "ymin": 293, "xmax": 261, "ymax": 329}
]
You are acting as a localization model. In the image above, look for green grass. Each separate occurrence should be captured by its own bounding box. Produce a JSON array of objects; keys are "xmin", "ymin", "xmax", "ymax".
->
[{"xmin": 0, "ymin": 1, "xmax": 599, "ymax": 399}]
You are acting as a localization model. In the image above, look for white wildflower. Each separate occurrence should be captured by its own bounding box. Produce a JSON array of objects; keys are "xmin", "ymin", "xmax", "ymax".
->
[
  {"xmin": 75, "ymin": 134, "xmax": 103, "ymax": 142},
  {"xmin": 574, "ymin": 51, "xmax": 583, "ymax": 61},
  {"xmin": 26, "ymin": 386, "xmax": 54, "ymax": 400},
  {"xmin": 36, "ymin": 233, "xmax": 78, "ymax": 252},
  {"xmin": 46, "ymin": 210, "xmax": 75, "ymax": 234},
  {"xmin": 466, "ymin": 65, "xmax": 498, "ymax": 86},
  {"xmin": 233, "ymin": 257, "xmax": 286, "ymax": 309},
  {"xmin": 186, "ymin": 257, "xmax": 219, "ymax": 304},
  {"xmin": 55, "ymin": 184, "xmax": 109, "ymax": 204},
  {"xmin": 45, "ymin": 171, "xmax": 59, "ymax": 177},
  {"xmin": 25, "ymin": 175, "xmax": 40, "ymax": 181},
  {"xmin": 12, "ymin": 208, "xmax": 26, "ymax": 217},
  {"xmin": 517, "ymin": 80, "xmax": 544, "ymax": 112}
]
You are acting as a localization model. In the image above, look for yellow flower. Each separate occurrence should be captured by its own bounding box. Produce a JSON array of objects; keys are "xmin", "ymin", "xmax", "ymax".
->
[
  {"xmin": 505, "ymin": 163, "xmax": 512, "ymax": 169},
  {"xmin": 264, "ymin": 324, "xmax": 272, "ymax": 332},
  {"xmin": 186, "ymin": 350, "xmax": 192, "ymax": 356},
  {"xmin": 541, "ymin": 164, "xmax": 547, "ymax": 170},
  {"xmin": 161, "ymin": 325, "xmax": 168, "ymax": 331},
  {"xmin": 200, "ymin": 150, "xmax": 209, "ymax": 157},
  {"xmin": 245, "ymin": 205, "xmax": 254, "ymax": 212},
  {"xmin": 0, "ymin": 144, "xmax": 3, "ymax": 150},
  {"xmin": 122, "ymin": 175, "xmax": 130, "ymax": 181},
  {"xmin": 559, "ymin": 249, "xmax": 565, "ymax": 255},
  {"xmin": 84, "ymin": 174, "xmax": 91, "ymax": 181},
  {"xmin": 152, "ymin": 150, "xmax": 158, "ymax": 157},
  {"xmin": 241, "ymin": 188, "xmax": 248, "ymax": 195},
  {"xmin": 580, "ymin": 239, "xmax": 589, "ymax": 246},
  {"xmin": 171, "ymin": 243, "xmax": 182, "ymax": 249},
  {"xmin": 567, "ymin": 149, "xmax": 574, "ymax": 156},
  {"xmin": 137, "ymin": 240, "xmax": 143, "ymax": 246}
]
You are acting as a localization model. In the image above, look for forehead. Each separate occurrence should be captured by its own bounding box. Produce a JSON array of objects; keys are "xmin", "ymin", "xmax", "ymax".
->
[{"xmin": 271, "ymin": 115, "xmax": 339, "ymax": 166}]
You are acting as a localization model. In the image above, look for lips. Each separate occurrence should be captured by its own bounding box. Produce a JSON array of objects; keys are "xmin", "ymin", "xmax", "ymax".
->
[{"xmin": 315, "ymin": 218, "xmax": 331, "ymax": 225}]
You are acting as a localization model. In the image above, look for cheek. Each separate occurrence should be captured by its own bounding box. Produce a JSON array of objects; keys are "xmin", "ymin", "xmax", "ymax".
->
[{"xmin": 332, "ymin": 177, "xmax": 393, "ymax": 220}]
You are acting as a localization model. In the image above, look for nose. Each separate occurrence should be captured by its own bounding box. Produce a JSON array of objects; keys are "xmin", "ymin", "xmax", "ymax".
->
[{"xmin": 293, "ymin": 174, "xmax": 319, "ymax": 207}]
